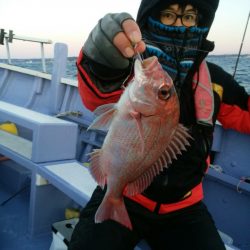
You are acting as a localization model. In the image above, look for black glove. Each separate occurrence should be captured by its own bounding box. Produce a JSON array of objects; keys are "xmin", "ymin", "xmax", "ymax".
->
[{"xmin": 83, "ymin": 12, "xmax": 134, "ymax": 69}]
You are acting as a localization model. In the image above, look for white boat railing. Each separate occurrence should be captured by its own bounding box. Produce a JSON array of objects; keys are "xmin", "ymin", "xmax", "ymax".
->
[{"xmin": 0, "ymin": 29, "xmax": 52, "ymax": 72}]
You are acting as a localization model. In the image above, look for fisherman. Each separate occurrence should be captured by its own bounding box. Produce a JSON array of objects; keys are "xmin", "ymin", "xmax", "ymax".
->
[{"xmin": 69, "ymin": 0, "xmax": 250, "ymax": 249}]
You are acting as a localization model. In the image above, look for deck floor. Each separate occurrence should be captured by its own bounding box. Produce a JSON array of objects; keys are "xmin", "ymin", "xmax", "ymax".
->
[{"xmin": 0, "ymin": 182, "xmax": 52, "ymax": 250}]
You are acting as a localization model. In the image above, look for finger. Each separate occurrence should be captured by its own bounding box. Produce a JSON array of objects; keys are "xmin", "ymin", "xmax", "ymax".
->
[
  {"xmin": 113, "ymin": 32, "xmax": 135, "ymax": 58},
  {"xmin": 113, "ymin": 20, "xmax": 146, "ymax": 58},
  {"xmin": 122, "ymin": 19, "xmax": 142, "ymax": 45},
  {"xmin": 122, "ymin": 20, "xmax": 146, "ymax": 54},
  {"xmin": 134, "ymin": 40, "xmax": 146, "ymax": 54}
]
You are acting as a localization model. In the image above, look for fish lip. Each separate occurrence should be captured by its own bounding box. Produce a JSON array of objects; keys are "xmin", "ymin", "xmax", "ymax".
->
[{"xmin": 136, "ymin": 56, "xmax": 158, "ymax": 72}]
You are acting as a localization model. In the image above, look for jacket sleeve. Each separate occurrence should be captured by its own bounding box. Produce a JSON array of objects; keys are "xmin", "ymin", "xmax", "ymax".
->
[
  {"xmin": 218, "ymin": 96, "xmax": 250, "ymax": 134},
  {"xmin": 76, "ymin": 50, "xmax": 132, "ymax": 111},
  {"xmin": 208, "ymin": 62, "xmax": 250, "ymax": 134}
]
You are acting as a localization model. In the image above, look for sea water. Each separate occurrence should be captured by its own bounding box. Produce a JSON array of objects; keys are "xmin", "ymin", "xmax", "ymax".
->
[
  {"xmin": 0, "ymin": 55, "xmax": 249, "ymax": 93},
  {"xmin": 207, "ymin": 54, "xmax": 250, "ymax": 94}
]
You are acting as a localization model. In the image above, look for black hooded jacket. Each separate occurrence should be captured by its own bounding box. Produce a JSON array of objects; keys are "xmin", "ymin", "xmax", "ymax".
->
[{"xmin": 77, "ymin": 0, "xmax": 250, "ymax": 204}]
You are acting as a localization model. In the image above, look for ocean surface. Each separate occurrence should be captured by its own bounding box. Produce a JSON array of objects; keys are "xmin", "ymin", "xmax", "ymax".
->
[{"xmin": 1, "ymin": 55, "xmax": 250, "ymax": 93}]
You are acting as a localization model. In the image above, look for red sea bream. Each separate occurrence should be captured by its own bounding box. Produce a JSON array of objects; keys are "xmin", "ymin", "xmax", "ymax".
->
[{"xmin": 88, "ymin": 56, "xmax": 191, "ymax": 230}]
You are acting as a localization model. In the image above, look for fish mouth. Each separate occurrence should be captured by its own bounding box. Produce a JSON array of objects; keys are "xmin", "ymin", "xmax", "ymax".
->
[
  {"xmin": 134, "ymin": 56, "xmax": 159, "ymax": 73},
  {"xmin": 141, "ymin": 56, "xmax": 158, "ymax": 70}
]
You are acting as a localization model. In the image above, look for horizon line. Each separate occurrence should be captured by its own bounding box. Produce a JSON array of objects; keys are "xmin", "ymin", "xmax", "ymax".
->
[{"xmin": 1, "ymin": 53, "xmax": 250, "ymax": 60}]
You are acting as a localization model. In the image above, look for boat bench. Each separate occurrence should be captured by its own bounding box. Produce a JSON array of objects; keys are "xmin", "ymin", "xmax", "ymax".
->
[
  {"xmin": 0, "ymin": 100, "xmax": 78, "ymax": 164},
  {"xmin": 38, "ymin": 161, "xmax": 96, "ymax": 206}
]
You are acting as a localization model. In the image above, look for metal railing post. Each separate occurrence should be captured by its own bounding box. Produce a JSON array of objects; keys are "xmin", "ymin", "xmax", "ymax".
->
[
  {"xmin": 0, "ymin": 29, "xmax": 53, "ymax": 72},
  {"xmin": 5, "ymin": 37, "xmax": 11, "ymax": 64},
  {"xmin": 40, "ymin": 42, "xmax": 46, "ymax": 72}
]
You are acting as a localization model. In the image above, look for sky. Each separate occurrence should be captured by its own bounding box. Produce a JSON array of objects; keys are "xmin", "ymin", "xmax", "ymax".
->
[{"xmin": 0, "ymin": 0, "xmax": 250, "ymax": 59}]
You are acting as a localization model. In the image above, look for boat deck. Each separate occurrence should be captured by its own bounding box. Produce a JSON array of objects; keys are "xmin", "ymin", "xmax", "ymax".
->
[{"xmin": 0, "ymin": 181, "xmax": 52, "ymax": 250}]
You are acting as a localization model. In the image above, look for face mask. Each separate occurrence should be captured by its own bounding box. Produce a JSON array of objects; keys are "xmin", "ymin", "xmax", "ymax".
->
[{"xmin": 143, "ymin": 17, "xmax": 208, "ymax": 87}]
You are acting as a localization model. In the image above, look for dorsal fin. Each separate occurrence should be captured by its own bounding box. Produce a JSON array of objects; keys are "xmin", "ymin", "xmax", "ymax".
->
[
  {"xmin": 174, "ymin": 124, "xmax": 192, "ymax": 146},
  {"xmin": 157, "ymin": 123, "xmax": 192, "ymax": 166},
  {"xmin": 124, "ymin": 123, "xmax": 192, "ymax": 196}
]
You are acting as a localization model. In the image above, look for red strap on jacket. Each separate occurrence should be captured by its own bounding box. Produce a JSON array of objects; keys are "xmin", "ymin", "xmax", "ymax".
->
[
  {"xmin": 218, "ymin": 97, "xmax": 250, "ymax": 134},
  {"xmin": 77, "ymin": 51, "xmax": 123, "ymax": 111},
  {"xmin": 126, "ymin": 183, "xmax": 203, "ymax": 214},
  {"xmin": 205, "ymin": 156, "xmax": 210, "ymax": 173}
]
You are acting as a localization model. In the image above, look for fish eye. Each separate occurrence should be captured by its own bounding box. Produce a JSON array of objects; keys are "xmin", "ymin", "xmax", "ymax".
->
[{"xmin": 158, "ymin": 85, "xmax": 171, "ymax": 100}]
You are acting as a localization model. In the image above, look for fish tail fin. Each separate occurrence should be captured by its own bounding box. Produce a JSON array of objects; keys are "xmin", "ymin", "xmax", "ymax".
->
[{"xmin": 95, "ymin": 196, "xmax": 132, "ymax": 230}]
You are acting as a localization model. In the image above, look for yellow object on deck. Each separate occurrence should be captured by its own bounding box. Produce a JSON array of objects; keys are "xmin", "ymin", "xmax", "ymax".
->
[
  {"xmin": 0, "ymin": 122, "xmax": 18, "ymax": 135},
  {"xmin": 0, "ymin": 122, "xmax": 18, "ymax": 161},
  {"xmin": 65, "ymin": 208, "xmax": 80, "ymax": 220}
]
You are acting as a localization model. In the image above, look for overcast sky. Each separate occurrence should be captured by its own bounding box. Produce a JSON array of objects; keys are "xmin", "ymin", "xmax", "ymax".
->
[{"xmin": 0, "ymin": 0, "xmax": 250, "ymax": 58}]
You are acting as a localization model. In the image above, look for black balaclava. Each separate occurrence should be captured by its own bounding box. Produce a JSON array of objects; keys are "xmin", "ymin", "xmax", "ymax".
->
[{"xmin": 136, "ymin": 0, "xmax": 219, "ymax": 90}]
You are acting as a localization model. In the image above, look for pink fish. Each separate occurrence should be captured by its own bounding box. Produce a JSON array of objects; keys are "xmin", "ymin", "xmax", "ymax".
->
[{"xmin": 88, "ymin": 56, "xmax": 191, "ymax": 230}]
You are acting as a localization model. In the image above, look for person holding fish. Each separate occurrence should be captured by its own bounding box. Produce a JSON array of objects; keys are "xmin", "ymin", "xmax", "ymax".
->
[{"xmin": 69, "ymin": 0, "xmax": 250, "ymax": 249}]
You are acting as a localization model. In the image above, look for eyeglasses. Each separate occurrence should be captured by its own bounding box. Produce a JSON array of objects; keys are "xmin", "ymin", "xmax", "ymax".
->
[{"xmin": 160, "ymin": 11, "xmax": 198, "ymax": 27}]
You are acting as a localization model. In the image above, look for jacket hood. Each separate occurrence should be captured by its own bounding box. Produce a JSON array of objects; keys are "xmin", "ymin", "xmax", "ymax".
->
[{"xmin": 136, "ymin": 0, "xmax": 219, "ymax": 35}]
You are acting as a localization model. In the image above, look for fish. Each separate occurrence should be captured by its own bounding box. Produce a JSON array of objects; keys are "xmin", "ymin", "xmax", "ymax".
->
[{"xmin": 87, "ymin": 56, "xmax": 191, "ymax": 230}]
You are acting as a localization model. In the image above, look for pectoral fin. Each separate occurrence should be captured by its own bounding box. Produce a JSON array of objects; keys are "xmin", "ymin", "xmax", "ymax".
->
[
  {"xmin": 89, "ymin": 149, "xmax": 106, "ymax": 189},
  {"xmin": 130, "ymin": 110, "xmax": 144, "ymax": 153},
  {"xmin": 88, "ymin": 104, "xmax": 117, "ymax": 131}
]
